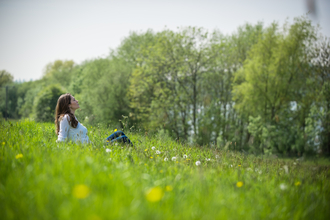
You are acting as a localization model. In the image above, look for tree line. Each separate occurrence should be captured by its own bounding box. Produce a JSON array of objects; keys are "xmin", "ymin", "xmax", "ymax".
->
[{"xmin": 1, "ymin": 16, "xmax": 329, "ymax": 156}]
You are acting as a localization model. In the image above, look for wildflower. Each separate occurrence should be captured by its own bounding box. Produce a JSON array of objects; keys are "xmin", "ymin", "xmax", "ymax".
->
[
  {"xmin": 15, "ymin": 154, "xmax": 23, "ymax": 159},
  {"xmin": 114, "ymin": 129, "xmax": 117, "ymax": 132},
  {"xmin": 145, "ymin": 186, "xmax": 164, "ymax": 202},
  {"xmin": 145, "ymin": 149, "xmax": 148, "ymax": 151},
  {"xmin": 230, "ymin": 165, "xmax": 233, "ymax": 168},
  {"xmin": 206, "ymin": 158, "xmax": 210, "ymax": 161},
  {"xmin": 150, "ymin": 157, "xmax": 153, "ymax": 159},
  {"xmin": 164, "ymin": 157, "xmax": 168, "ymax": 161},
  {"xmin": 183, "ymin": 154, "xmax": 187, "ymax": 159},
  {"xmin": 279, "ymin": 183, "xmax": 287, "ymax": 190},
  {"xmin": 246, "ymin": 168, "xmax": 252, "ymax": 171},
  {"xmin": 165, "ymin": 185, "xmax": 173, "ymax": 191},
  {"xmin": 238, "ymin": 165, "xmax": 241, "ymax": 167},
  {"xmin": 151, "ymin": 146, "xmax": 155, "ymax": 150},
  {"xmin": 258, "ymin": 170, "xmax": 262, "ymax": 174},
  {"xmin": 160, "ymin": 170, "xmax": 163, "ymax": 173},
  {"xmin": 156, "ymin": 150, "xmax": 161, "ymax": 154},
  {"xmin": 171, "ymin": 157, "xmax": 176, "ymax": 161},
  {"xmin": 215, "ymin": 155, "xmax": 219, "ymax": 159},
  {"xmin": 295, "ymin": 181, "xmax": 301, "ymax": 186},
  {"xmin": 115, "ymin": 143, "xmax": 118, "ymax": 146},
  {"xmin": 2, "ymin": 142, "xmax": 5, "ymax": 145},
  {"xmin": 236, "ymin": 181, "xmax": 243, "ymax": 187},
  {"xmin": 195, "ymin": 161, "xmax": 201, "ymax": 166},
  {"xmin": 72, "ymin": 184, "xmax": 90, "ymax": 199},
  {"xmin": 105, "ymin": 148, "xmax": 111, "ymax": 153}
]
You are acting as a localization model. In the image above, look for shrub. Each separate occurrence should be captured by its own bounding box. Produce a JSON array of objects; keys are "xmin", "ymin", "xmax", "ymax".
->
[{"xmin": 33, "ymin": 84, "xmax": 64, "ymax": 122}]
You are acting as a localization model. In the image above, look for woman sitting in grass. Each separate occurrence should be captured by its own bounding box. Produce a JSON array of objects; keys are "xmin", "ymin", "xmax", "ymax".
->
[{"xmin": 55, "ymin": 93, "xmax": 132, "ymax": 145}]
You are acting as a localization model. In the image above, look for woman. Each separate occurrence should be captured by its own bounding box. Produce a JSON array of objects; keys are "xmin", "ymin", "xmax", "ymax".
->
[{"xmin": 55, "ymin": 93, "xmax": 132, "ymax": 145}]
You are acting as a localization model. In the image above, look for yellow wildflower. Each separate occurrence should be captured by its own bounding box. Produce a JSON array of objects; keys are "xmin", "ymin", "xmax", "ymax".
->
[
  {"xmin": 160, "ymin": 170, "xmax": 163, "ymax": 173},
  {"xmin": 72, "ymin": 184, "xmax": 90, "ymax": 199},
  {"xmin": 165, "ymin": 185, "xmax": 173, "ymax": 191},
  {"xmin": 238, "ymin": 165, "xmax": 241, "ymax": 167},
  {"xmin": 236, "ymin": 181, "xmax": 243, "ymax": 187},
  {"xmin": 15, "ymin": 154, "xmax": 23, "ymax": 159},
  {"xmin": 295, "ymin": 181, "xmax": 301, "ymax": 186},
  {"xmin": 2, "ymin": 142, "xmax": 5, "ymax": 145},
  {"xmin": 145, "ymin": 186, "xmax": 164, "ymax": 202},
  {"xmin": 150, "ymin": 157, "xmax": 153, "ymax": 159},
  {"xmin": 145, "ymin": 149, "xmax": 148, "ymax": 151},
  {"xmin": 114, "ymin": 129, "xmax": 117, "ymax": 132}
]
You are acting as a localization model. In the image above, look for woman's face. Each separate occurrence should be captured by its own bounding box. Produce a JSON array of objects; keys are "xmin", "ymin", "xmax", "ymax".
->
[{"xmin": 69, "ymin": 96, "xmax": 80, "ymax": 111}]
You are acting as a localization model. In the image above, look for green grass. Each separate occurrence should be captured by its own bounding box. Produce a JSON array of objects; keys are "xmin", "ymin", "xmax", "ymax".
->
[{"xmin": 1, "ymin": 119, "xmax": 330, "ymax": 220}]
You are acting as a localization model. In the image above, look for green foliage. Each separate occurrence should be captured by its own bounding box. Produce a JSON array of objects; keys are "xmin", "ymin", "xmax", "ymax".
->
[
  {"xmin": 33, "ymin": 84, "xmax": 64, "ymax": 122},
  {"xmin": 1, "ymin": 120, "xmax": 330, "ymax": 219},
  {"xmin": 73, "ymin": 57, "xmax": 133, "ymax": 127},
  {"xmin": 0, "ymin": 70, "xmax": 14, "ymax": 86},
  {"xmin": 233, "ymin": 16, "xmax": 318, "ymax": 155},
  {"xmin": 43, "ymin": 60, "xmax": 75, "ymax": 88}
]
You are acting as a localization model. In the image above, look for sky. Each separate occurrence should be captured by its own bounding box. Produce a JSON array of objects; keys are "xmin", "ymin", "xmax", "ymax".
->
[{"xmin": 0, "ymin": 0, "xmax": 329, "ymax": 81}]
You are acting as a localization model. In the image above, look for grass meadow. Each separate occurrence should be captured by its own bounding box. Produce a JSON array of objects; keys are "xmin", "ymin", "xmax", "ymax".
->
[{"xmin": 1, "ymin": 119, "xmax": 330, "ymax": 220}]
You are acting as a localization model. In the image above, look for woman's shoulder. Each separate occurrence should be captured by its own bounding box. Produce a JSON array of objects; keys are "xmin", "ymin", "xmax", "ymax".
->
[{"xmin": 59, "ymin": 114, "xmax": 70, "ymax": 122}]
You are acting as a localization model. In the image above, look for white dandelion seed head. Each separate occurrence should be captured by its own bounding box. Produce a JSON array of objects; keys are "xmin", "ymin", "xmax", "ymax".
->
[
  {"xmin": 230, "ymin": 164, "xmax": 233, "ymax": 168},
  {"xmin": 151, "ymin": 146, "xmax": 156, "ymax": 150},
  {"xmin": 164, "ymin": 157, "xmax": 168, "ymax": 161},
  {"xmin": 283, "ymin": 165, "xmax": 289, "ymax": 174},
  {"xmin": 183, "ymin": 154, "xmax": 187, "ymax": 159},
  {"xmin": 115, "ymin": 143, "xmax": 118, "ymax": 146},
  {"xmin": 206, "ymin": 158, "xmax": 211, "ymax": 161},
  {"xmin": 279, "ymin": 183, "xmax": 287, "ymax": 190},
  {"xmin": 105, "ymin": 148, "xmax": 112, "ymax": 153},
  {"xmin": 195, "ymin": 161, "xmax": 201, "ymax": 166},
  {"xmin": 156, "ymin": 150, "xmax": 161, "ymax": 154},
  {"xmin": 215, "ymin": 155, "xmax": 219, "ymax": 159},
  {"xmin": 171, "ymin": 157, "xmax": 177, "ymax": 161}
]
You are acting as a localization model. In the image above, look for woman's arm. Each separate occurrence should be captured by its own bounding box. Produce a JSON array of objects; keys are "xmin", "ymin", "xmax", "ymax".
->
[{"xmin": 56, "ymin": 115, "xmax": 70, "ymax": 142}]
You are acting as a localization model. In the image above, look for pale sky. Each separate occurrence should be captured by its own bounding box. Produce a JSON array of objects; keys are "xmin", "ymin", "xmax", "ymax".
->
[{"xmin": 0, "ymin": 0, "xmax": 329, "ymax": 81}]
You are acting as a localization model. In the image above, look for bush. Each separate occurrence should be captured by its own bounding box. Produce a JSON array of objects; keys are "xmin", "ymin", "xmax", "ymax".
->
[{"xmin": 33, "ymin": 84, "xmax": 64, "ymax": 122}]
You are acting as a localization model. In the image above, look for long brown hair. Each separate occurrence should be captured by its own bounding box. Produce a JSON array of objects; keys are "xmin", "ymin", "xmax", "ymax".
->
[{"xmin": 55, "ymin": 93, "xmax": 78, "ymax": 135}]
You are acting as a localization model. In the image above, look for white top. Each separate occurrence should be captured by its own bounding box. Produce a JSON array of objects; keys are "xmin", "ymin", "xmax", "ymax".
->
[{"xmin": 57, "ymin": 114, "xmax": 90, "ymax": 144}]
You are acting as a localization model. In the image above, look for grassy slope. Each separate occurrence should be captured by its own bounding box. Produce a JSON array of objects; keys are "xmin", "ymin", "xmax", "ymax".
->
[{"xmin": 0, "ymin": 119, "xmax": 329, "ymax": 220}]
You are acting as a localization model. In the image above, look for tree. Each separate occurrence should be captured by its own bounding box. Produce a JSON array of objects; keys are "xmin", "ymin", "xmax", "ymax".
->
[
  {"xmin": 309, "ymin": 37, "xmax": 330, "ymax": 155},
  {"xmin": 34, "ymin": 84, "xmax": 64, "ymax": 122},
  {"xmin": 43, "ymin": 60, "xmax": 75, "ymax": 88},
  {"xmin": 0, "ymin": 70, "xmax": 14, "ymax": 86},
  {"xmin": 233, "ymin": 17, "xmax": 318, "ymax": 155}
]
